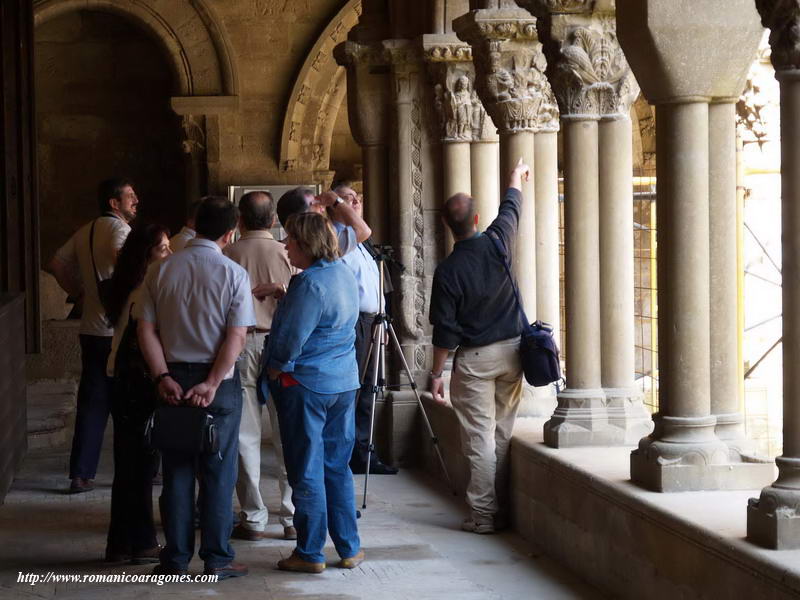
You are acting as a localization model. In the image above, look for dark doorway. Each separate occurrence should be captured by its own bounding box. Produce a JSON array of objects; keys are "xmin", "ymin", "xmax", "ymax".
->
[{"xmin": 35, "ymin": 10, "xmax": 186, "ymax": 263}]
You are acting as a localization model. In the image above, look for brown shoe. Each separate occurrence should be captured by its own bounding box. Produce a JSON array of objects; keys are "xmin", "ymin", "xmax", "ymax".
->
[
  {"xmin": 152, "ymin": 563, "xmax": 188, "ymax": 576},
  {"xmin": 231, "ymin": 524, "xmax": 266, "ymax": 541},
  {"xmin": 283, "ymin": 526, "xmax": 297, "ymax": 540},
  {"xmin": 131, "ymin": 545, "xmax": 162, "ymax": 565},
  {"xmin": 204, "ymin": 562, "xmax": 249, "ymax": 580},
  {"xmin": 277, "ymin": 551, "xmax": 325, "ymax": 573},
  {"xmin": 69, "ymin": 478, "xmax": 94, "ymax": 494},
  {"xmin": 338, "ymin": 550, "xmax": 365, "ymax": 569}
]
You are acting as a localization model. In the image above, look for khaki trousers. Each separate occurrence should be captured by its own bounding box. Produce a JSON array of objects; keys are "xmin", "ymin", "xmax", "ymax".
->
[
  {"xmin": 235, "ymin": 332, "xmax": 294, "ymax": 530},
  {"xmin": 450, "ymin": 336, "xmax": 523, "ymax": 522}
]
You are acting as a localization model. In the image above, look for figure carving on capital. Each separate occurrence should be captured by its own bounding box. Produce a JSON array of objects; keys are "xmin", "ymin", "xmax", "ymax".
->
[
  {"xmin": 181, "ymin": 115, "xmax": 206, "ymax": 155},
  {"xmin": 755, "ymin": 0, "xmax": 800, "ymax": 71},
  {"xmin": 552, "ymin": 21, "xmax": 638, "ymax": 118},
  {"xmin": 434, "ymin": 74, "xmax": 474, "ymax": 141}
]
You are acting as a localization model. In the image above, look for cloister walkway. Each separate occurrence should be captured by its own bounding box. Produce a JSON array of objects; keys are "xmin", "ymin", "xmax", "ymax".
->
[{"xmin": 0, "ymin": 436, "xmax": 603, "ymax": 600}]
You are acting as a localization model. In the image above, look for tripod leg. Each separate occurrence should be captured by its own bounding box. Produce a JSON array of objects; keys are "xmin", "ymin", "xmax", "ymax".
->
[
  {"xmin": 361, "ymin": 317, "xmax": 384, "ymax": 510},
  {"xmin": 386, "ymin": 323, "xmax": 456, "ymax": 495}
]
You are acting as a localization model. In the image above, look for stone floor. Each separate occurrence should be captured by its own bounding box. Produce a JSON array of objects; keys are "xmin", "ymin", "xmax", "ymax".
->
[{"xmin": 0, "ymin": 434, "xmax": 604, "ymax": 600}]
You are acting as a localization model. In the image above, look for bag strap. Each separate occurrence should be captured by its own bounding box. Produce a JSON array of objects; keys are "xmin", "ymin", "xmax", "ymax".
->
[
  {"xmin": 487, "ymin": 231, "xmax": 530, "ymax": 330},
  {"xmin": 88, "ymin": 219, "xmax": 103, "ymax": 295}
]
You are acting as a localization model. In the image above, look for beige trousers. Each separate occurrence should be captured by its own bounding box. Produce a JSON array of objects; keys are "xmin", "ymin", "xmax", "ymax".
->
[
  {"xmin": 235, "ymin": 331, "xmax": 294, "ymax": 530},
  {"xmin": 450, "ymin": 336, "xmax": 523, "ymax": 522}
]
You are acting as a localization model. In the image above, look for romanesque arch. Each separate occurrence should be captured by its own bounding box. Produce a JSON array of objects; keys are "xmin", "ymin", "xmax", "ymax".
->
[
  {"xmin": 279, "ymin": 0, "xmax": 362, "ymax": 177},
  {"xmin": 33, "ymin": 0, "xmax": 237, "ymax": 96}
]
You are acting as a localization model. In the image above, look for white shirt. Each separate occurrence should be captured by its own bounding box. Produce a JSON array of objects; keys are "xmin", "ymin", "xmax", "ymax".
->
[
  {"xmin": 169, "ymin": 226, "xmax": 196, "ymax": 253},
  {"xmin": 55, "ymin": 214, "xmax": 131, "ymax": 337},
  {"xmin": 135, "ymin": 238, "xmax": 256, "ymax": 365}
]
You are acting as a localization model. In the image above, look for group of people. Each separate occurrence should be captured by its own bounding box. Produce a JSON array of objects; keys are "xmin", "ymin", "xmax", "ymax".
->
[{"xmin": 45, "ymin": 158, "xmax": 531, "ymax": 579}]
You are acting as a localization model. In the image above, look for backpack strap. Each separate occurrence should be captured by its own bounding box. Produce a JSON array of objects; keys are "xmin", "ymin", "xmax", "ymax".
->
[{"xmin": 88, "ymin": 219, "xmax": 104, "ymax": 296}]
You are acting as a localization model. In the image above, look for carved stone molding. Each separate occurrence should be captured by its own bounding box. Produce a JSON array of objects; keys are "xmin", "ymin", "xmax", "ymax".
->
[
  {"xmin": 756, "ymin": 0, "xmax": 800, "ymax": 72},
  {"xmin": 455, "ymin": 9, "xmax": 559, "ymax": 133},
  {"xmin": 549, "ymin": 16, "xmax": 638, "ymax": 119},
  {"xmin": 180, "ymin": 115, "xmax": 206, "ymax": 155}
]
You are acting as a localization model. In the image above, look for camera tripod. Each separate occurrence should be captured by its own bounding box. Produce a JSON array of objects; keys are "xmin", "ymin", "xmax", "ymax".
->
[{"xmin": 358, "ymin": 250, "xmax": 453, "ymax": 510}]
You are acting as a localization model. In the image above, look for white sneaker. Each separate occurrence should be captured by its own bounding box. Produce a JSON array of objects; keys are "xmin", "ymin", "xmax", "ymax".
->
[{"xmin": 461, "ymin": 518, "xmax": 495, "ymax": 534}]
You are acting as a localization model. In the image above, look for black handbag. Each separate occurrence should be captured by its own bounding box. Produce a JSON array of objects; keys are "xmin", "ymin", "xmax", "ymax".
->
[
  {"xmin": 144, "ymin": 405, "xmax": 218, "ymax": 456},
  {"xmin": 488, "ymin": 232, "xmax": 562, "ymax": 387}
]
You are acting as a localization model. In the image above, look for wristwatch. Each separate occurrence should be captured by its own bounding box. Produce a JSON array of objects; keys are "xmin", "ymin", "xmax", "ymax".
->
[
  {"xmin": 430, "ymin": 370, "xmax": 443, "ymax": 378},
  {"xmin": 333, "ymin": 196, "xmax": 345, "ymax": 207},
  {"xmin": 154, "ymin": 372, "xmax": 172, "ymax": 384}
]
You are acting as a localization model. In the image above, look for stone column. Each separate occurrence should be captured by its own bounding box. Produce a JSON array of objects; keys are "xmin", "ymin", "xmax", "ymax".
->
[
  {"xmin": 709, "ymin": 99, "xmax": 753, "ymax": 457},
  {"xmin": 334, "ymin": 40, "xmax": 391, "ymax": 242},
  {"xmin": 470, "ymin": 104, "xmax": 500, "ymax": 228},
  {"xmin": 423, "ymin": 36, "xmax": 476, "ymax": 252},
  {"xmin": 617, "ymin": 0, "xmax": 770, "ymax": 491},
  {"xmin": 749, "ymin": 1, "xmax": 800, "ymax": 549},
  {"xmin": 454, "ymin": 4, "xmax": 548, "ymax": 335},
  {"xmin": 534, "ymin": 128, "xmax": 560, "ymax": 335}
]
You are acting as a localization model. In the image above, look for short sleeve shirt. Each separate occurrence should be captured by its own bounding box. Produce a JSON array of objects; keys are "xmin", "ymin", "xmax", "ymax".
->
[
  {"xmin": 55, "ymin": 215, "xmax": 131, "ymax": 337},
  {"xmin": 135, "ymin": 238, "xmax": 256, "ymax": 365}
]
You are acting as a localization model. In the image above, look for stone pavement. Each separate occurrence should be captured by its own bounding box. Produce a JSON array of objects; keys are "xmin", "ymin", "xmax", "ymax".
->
[{"xmin": 0, "ymin": 434, "xmax": 604, "ymax": 600}]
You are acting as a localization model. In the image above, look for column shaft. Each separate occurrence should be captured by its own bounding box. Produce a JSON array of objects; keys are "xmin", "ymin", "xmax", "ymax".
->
[
  {"xmin": 363, "ymin": 143, "xmax": 389, "ymax": 244},
  {"xmin": 471, "ymin": 140, "xmax": 500, "ymax": 228},
  {"xmin": 658, "ymin": 102, "xmax": 711, "ymax": 418},
  {"xmin": 600, "ymin": 117, "xmax": 652, "ymax": 443},
  {"xmin": 708, "ymin": 101, "xmax": 747, "ymax": 449},
  {"xmin": 534, "ymin": 131, "xmax": 560, "ymax": 333},
  {"xmin": 748, "ymin": 72, "xmax": 800, "ymax": 549},
  {"xmin": 563, "ymin": 119, "xmax": 601, "ymax": 390},
  {"xmin": 443, "ymin": 141, "xmax": 472, "ymax": 252},
  {"xmin": 500, "ymin": 130, "xmax": 536, "ymax": 313}
]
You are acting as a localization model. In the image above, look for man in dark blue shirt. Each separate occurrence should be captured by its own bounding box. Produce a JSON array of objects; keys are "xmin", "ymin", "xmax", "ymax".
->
[{"xmin": 428, "ymin": 160, "xmax": 530, "ymax": 535}]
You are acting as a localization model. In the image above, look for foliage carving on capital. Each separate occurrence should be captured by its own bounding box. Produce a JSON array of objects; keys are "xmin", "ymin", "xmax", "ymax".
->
[
  {"xmin": 756, "ymin": 0, "xmax": 800, "ymax": 71},
  {"xmin": 551, "ymin": 20, "xmax": 638, "ymax": 118},
  {"xmin": 542, "ymin": 0, "xmax": 595, "ymax": 13}
]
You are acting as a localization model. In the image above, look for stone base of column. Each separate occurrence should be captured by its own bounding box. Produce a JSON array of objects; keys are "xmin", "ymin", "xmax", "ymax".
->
[
  {"xmin": 544, "ymin": 388, "xmax": 622, "ymax": 447},
  {"xmin": 747, "ymin": 456, "xmax": 800, "ymax": 549},
  {"xmin": 605, "ymin": 387, "xmax": 654, "ymax": 445},
  {"xmin": 715, "ymin": 411, "xmax": 763, "ymax": 461},
  {"xmin": 630, "ymin": 415, "xmax": 775, "ymax": 492},
  {"xmin": 518, "ymin": 383, "xmax": 558, "ymax": 418}
]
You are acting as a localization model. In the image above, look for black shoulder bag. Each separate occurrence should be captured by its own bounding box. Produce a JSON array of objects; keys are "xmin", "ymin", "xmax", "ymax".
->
[
  {"xmin": 145, "ymin": 405, "xmax": 219, "ymax": 456},
  {"xmin": 487, "ymin": 232, "xmax": 562, "ymax": 387}
]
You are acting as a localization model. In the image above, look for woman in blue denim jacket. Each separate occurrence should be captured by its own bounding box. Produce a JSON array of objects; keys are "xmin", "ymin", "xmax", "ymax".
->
[{"xmin": 263, "ymin": 211, "xmax": 364, "ymax": 573}]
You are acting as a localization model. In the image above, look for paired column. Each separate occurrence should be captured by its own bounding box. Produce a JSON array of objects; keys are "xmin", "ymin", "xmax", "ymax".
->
[
  {"xmin": 539, "ymin": 8, "xmax": 647, "ymax": 446},
  {"xmin": 455, "ymin": 4, "xmax": 562, "ymax": 417},
  {"xmin": 471, "ymin": 96, "xmax": 500, "ymax": 229},
  {"xmin": 423, "ymin": 36, "xmax": 476, "ymax": 253},
  {"xmin": 617, "ymin": 0, "xmax": 770, "ymax": 491},
  {"xmin": 749, "ymin": 1, "xmax": 800, "ymax": 549}
]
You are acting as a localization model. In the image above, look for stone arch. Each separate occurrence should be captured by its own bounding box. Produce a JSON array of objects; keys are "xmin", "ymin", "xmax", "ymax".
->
[
  {"xmin": 33, "ymin": 0, "xmax": 238, "ymax": 96},
  {"xmin": 280, "ymin": 0, "xmax": 362, "ymax": 175}
]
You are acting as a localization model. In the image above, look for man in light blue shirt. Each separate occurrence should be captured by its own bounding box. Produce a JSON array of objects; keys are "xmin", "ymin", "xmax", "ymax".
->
[
  {"xmin": 333, "ymin": 183, "xmax": 398, "ymax": 476},
  {"xmin": 137, "ymin": 197, "xmax": 255, "ymax": 581}
]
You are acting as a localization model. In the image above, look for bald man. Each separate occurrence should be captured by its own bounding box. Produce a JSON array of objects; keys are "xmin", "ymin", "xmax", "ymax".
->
[{"xmin": 224, "ymin": 191, "xmax": 296, "ymax": 541}]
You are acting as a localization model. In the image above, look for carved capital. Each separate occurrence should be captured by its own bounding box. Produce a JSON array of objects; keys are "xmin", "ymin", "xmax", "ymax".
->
[
  {"xmin": 455, "ymin": 9, "xmax": 558, "ymax": 133},
  {"xmin": 180, "ymin": 115, "xmax": 206, "ymax": 155},
  {"xmin": 756, "ymin": 0, "xmax": 800, "ymax": 72},
  {"xmin": 334, "ymin": 39, "xmax": 387, "ymax": 68},
  {"xmin": 384, "ymin": 40, "xmax": 422, "ymax": 105},
  {"xmin": 550, "ymin": 17, "xmax": 638, "ymax": 119}
]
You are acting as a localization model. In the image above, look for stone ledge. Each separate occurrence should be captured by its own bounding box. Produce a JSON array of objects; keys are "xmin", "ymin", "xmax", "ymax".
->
[
  {"xmin": 416, "ymin": 397, "xmax": 800, "ymax": 599},
  {"xmin": 510, "ymin": 418, "xmax": 800, "ymax": 600}
]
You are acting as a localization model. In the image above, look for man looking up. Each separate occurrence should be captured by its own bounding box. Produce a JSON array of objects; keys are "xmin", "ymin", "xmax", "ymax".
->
[
  {"xmin": 276, "ymin": 187, "xmax": 371, "ymax": 254},
  {"xmin": 223, "ymin": 191, "xmax": 296, "ymax": 541},
  {"xmin": 332, "ymin": 182, "xmax": 397, "ymax": 475},
  {"xmin": 136, "ymin": 196, "xmax": 255, "ymax": 580},
  {"xmin": 48, "ymin": 177, "xmax": 138, "ymax": 494},
  {"xmin": 169, "ymin": 197, "xmax": 202, "ymax": 252},
  {"xmin": 428, "ymin": 161, "xmax": 531, "ymax": 535}
]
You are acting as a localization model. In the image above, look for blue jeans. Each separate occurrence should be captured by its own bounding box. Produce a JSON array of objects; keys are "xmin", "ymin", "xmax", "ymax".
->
[
  {"xmin": 270, "ymin": 380, "xmax": 360, "ymax": 563},
  {"xmin": 69, "ymin": 335, "xmax": 113, "ymax": 479},
  {"xmin": 159, "ymin": 364, "xmax": 242, "ymax": 570}
]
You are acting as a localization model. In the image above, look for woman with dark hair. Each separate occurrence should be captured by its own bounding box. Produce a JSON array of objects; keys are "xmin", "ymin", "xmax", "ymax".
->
[
  {"xmin": 263, "ymin": 211, "xmax": 364, "ymax": 573},
  {"xmin": 104, "ymin": 223, "xmax": 171, "ymax": 564}
]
